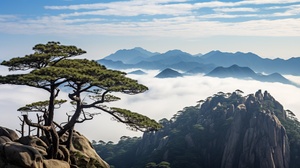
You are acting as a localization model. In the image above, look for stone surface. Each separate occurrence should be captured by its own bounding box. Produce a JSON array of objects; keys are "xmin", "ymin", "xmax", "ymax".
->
[
  {"xmin": 0, "ymin": 136, "xmax": 11, "ymax": 144},
  {"xmin": 70, "ymin": 131, "xmax": 110, "ymax": 168},
  {"xmin": 221, "ymin": 100, "xmax": 289, "ymax": 168},
  {"xmin": 137, "ymin": 90, "xmax": 290, "ymax": 168},
  {"xmin": 0, "ymin": 127, "xmax": 109, "ymax": 168},
  {"xmin": 0, "ymin": 142, "xmax": 43, "ymax": 168},
  {"xmin": 43, "ymin": 159, "xmax": 70, "ymax": 168},
  {"xmin": 0, "ymin": 126, "xmax": 19, "ymax": 141}
]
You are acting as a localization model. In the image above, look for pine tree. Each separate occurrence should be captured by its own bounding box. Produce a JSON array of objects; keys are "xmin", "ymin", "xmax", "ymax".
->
[{"xmin": 0, "ymin": 42, "xmax": 161, "ymax": 159}]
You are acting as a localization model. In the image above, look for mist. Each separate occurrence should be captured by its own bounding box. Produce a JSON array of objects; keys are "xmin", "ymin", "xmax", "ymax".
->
[{"xmin": 1, "ymin": 68, "xmax": 300, "ymax": 143}]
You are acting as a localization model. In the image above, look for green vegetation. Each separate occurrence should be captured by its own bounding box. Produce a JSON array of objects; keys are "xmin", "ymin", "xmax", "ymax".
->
[
  {"xmin": 94, "ymin": 90, "xmax": 300, "ymax": 168},
  {"xmin": 0, "ymin": 42, "xmax": 161, "ymax": 159},
  {"xmin": 94, "ymin": 136, "xmax": 142, "ymax": 168},
  {"xmin": 146, "ymin": 161, "xmax": 171, "ymax": 168}
]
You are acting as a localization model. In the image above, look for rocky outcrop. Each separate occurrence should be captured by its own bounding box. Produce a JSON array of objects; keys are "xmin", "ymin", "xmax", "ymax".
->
[
  {"xmin": 0, "ymin": 127, "xmax": 19, "ymax": 141},
  {"xmin": 69, "ymin": 131, "xmax": 110, "ymax": 168},
  {"xmin": 136, "ymin": 90, "xmax": 290, "ymax": 168},
  {"xmin": 202, "ymin": 90, "xmax": 289, "ymax": 168},
  {"xmin": 0, "ymin": 126, "xmax": 109, "ymax": 168},
  {"xmin": 221, "ymin": 95, "xmax": 289, "ymax": 168},
  {"xmin": 0, "ymin": 142, "xmax": 44, "ymax": 167}
]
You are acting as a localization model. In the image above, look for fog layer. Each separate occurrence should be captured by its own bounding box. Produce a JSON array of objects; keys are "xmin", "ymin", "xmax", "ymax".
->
[{"xmin": 1, "ymin": 69, "xmax": 299, "ymax": 142}]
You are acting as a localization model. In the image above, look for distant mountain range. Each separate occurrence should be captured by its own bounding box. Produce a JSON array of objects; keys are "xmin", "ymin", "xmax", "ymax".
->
[
  {"xmin": 206, "ymin": 64, "xmax": 297, "ymax": 87},
  {"xmin": 98, "ymin": 47, "xmax": 214, "ymax": 73},
  {"xmin": 201, "ymin": 50, "xmax": 300, "ymax": 75},
  {"xmin": 98, "ymin": 47, "xmax": 300, "ymax": 76},
  {"xmin": 152, "ymin": 66, "xmax": 298, "ymax": 87},
  {"xmin": 104, "ymin": 47, "xmax": 159, "ymax": 64},
  {"xmin": 98, "ymin": 47, "xmax": 300, "ymax": 87}
]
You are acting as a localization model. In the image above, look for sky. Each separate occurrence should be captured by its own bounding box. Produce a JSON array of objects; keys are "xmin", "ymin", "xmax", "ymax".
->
[
  {"xmin": 1, "ymin": 0, "xmax": 300, "ymax": 60},
  {"xmin": 1, "ymin": 0, "xmax": 300, "ymax": 142}
]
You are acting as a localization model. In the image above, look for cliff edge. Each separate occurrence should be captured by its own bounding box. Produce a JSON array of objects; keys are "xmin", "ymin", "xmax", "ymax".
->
[{"xmin": 135, "ymin": 90, "xmax": 290, "ymax": 168}]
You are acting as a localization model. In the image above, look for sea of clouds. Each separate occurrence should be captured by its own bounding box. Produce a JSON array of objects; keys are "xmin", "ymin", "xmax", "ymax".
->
[{"xmin": 1, "ymin": 67, "xmax": 300, "ymax": 143}]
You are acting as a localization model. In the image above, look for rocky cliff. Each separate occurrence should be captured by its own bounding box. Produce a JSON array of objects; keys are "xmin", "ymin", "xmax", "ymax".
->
[
  {"xmin": 0, "ymin": 127, "xmax": 109, "ymax": 168},
  {"xmin": 221, "ymin": 91, "xmax": 289, "ymax": 168},
  {"xmin": 134, "ymin": 90, "xmax": 290, "ymax": 168}
]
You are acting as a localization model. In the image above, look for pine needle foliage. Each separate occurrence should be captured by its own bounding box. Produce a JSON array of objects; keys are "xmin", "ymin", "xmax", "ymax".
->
[{"xmin": 0, "ymin": 41, "xmax": 161, "ymax": 159}]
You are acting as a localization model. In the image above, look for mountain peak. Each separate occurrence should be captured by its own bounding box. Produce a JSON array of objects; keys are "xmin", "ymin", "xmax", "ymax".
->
[
  {"xmin": 96, "ymin": 90, "xmax": 294, "ymax": 168},
  {"xmin": 99, "ymin": 48, "xmax": 300, "ymax": 75},
  {"xmin": 164, "ymin": 49, "xmax": 188, "ymax": 55},
  {"xmin": 133, "ymin": 47, "xmax": 144, "ymax": 50},
  {"xmin": 132, "ymin": 47, "xmax": 159, "ymax": 56},
  {"xmin": 103, "ymin": 47, "xmax": 157, "ymax": 64},
  {"xmin": 155, "ymin": 68, "xmax": 183, "ymax": 78},
  {"xmin": 206, "ymin": 64, "xmax": 256, "ymax": 78}
]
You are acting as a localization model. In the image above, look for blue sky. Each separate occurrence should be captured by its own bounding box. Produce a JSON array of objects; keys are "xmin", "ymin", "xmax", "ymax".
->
[{"xmin": 1, "ymin": 0, "xmax": 300, "ymax": 60}]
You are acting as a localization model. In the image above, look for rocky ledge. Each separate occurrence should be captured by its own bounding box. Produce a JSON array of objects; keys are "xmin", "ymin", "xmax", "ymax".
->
[{"xmin": 0, "ymin": 127, "xmax": 109, "ymax": 168}]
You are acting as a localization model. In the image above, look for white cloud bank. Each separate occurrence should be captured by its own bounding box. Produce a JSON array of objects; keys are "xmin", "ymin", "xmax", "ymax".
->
[
  {"xmin": 77, "ymin": 71, "xmax": 300, "ymax": 142},
  {"xmin": 1, "ymin": 69, "xmax": 299, "ymax": 142}
]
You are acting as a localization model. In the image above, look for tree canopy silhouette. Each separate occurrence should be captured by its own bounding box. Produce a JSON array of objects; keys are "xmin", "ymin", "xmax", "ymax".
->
[{"xmin": 0, "ymin": 41, "xmax": 161, "ymax": 159}]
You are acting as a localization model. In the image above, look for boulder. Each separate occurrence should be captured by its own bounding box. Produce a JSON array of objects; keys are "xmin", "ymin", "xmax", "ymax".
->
[
  {"xmin": 0, "ymin": 126, "xmax": 19, "ymax": 141},
  {"xmin": 70, "ymin": 131, "xmax": 110, "ymax": 168},
  {"xmin": 17, "ymin": 136, "xmax": 48, "ymax": 156},
  {"xmin": 0, "ymin": 127, "xmax": 109, "ymax": 168},
  {"xmin": 0, "ymin": 142, "xmax": 43, "ymax": 168},
  {"xmin": 58, "ymin": 145, "xmax": 71, "ymax": 163},
  {"xmin": 0, "ymin": 136, "xmax": 11, "ymax": 144},
  {"xmin": 43, "ymin": 159, "xmax": 70, "ymax": 168}
]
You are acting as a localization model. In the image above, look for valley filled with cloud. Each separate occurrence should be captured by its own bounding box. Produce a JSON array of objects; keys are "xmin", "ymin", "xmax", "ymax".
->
[{"xmin": 2, "ymin": 67, "xmax": 299, "ymax": 142}]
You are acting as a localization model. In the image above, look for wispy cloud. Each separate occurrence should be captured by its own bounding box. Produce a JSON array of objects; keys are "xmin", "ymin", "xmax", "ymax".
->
[
  {"xmin": 242, "ymin": 0, "xmax": 300, "ymax": 4},
  {"xmin": 1, "ymin": 14, "xmax": 299, "ymax": 37},
  {"xmin": 44, "ymin": 0, "xmax": 190, "ymax": 10},
  {"xmin": 1, "ymin": 0, "xmax": 300, "ymax": 37},
  {"xmin": 272, "ymin": 4, "xmax": 300, "ymax": 16},
  {"xmin": 58, "ymin": 3, "xmax": 194, "ymax": 17},
  {"xmin": 213, "ymin": 7, "xmax": 259, "ymax": 13},
  {"xmin": 0, "ymin": 15, "xmax": 18, "ymax": 21}
]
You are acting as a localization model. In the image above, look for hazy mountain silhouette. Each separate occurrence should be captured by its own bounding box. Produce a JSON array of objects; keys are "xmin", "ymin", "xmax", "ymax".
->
[
  {"xmin": 206, "ymin": 64, "xmax": 256, "ymax": 78},
  {"xmin": 169, "ymin": 61, "xmax": 214, "ymax": 73},
  {"xmin": 104, "ymin": 47, "xmax": 158, "ymax": 64},
  {"xmin": 98, "ymin": 59, "xmax": 132, "ymax": 69},
  {"xmin": 128, "ymin": 70, "xmax": 147, "ymax": 75},
  {"xmin": 99, "ymin": 48, "xmax": 212, "ymax": 72},
  {"xmin": 206, "ymin": 65, "xmax": 298, "ymax": 87},
  {"xmin": 146, "ymin": 49, "xmax": 202, "ymax": 65},
  {"xmin": 155, "ymin": 68, "xmax": 183, "ymax": 78},
  {"xmin": 201, "ymin": 51, "xmax": 300, "ymax": 75},
  {"xmin": 99, "ymin": 47, "xmax": 300, "ymax": 75}
]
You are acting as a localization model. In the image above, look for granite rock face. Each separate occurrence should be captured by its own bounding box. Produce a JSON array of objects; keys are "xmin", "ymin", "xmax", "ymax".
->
[
  {"xmin": 68, "ymin": 131, "xmax": 110, "ymax": 168},
  {"xmin": 221, "ymin": 91, "xmax": 289, "ymax": 168},
  {"xmin": 138, "ymin": 90, "xmax": 290, "ymax": 168}
]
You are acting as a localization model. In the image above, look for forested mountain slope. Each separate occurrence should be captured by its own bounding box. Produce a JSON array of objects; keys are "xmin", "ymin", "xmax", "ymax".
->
[{"xmin": 94, "ymin": 90, "xmax": 300, "ymax": 168}]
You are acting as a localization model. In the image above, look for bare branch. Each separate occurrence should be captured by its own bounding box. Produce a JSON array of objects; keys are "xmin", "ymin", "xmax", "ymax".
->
[{"xmin": 23, "ymin": 115, "xmax": 52, "ymax": 131}]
